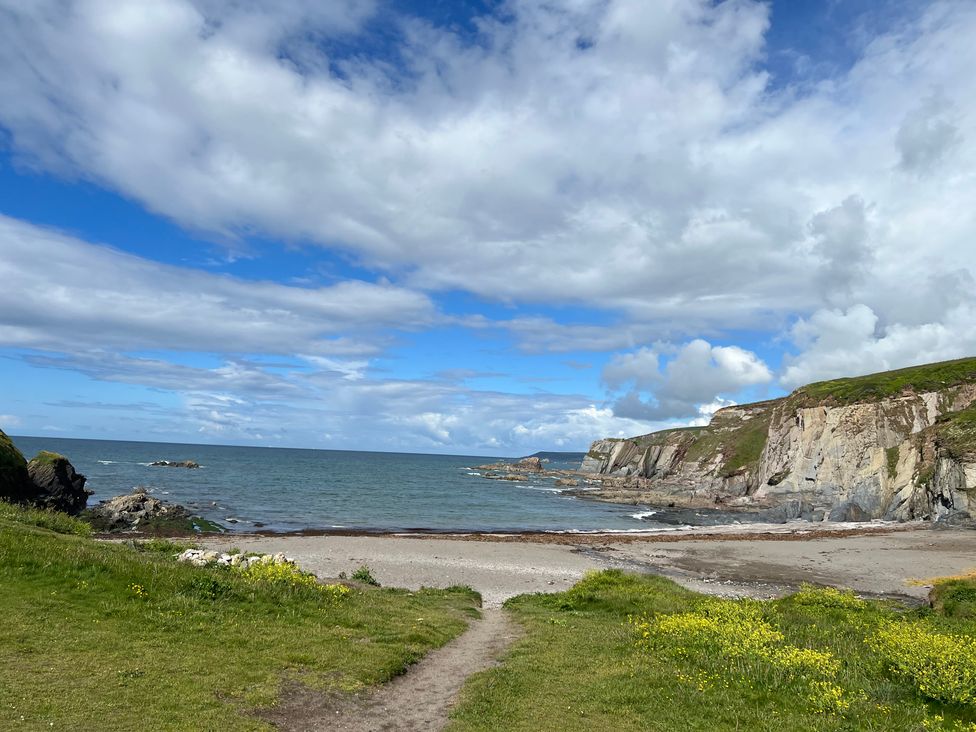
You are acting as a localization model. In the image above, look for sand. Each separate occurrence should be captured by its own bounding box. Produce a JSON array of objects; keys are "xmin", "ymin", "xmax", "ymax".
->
[{"xmin": 203, "ymin": 524, "xmax": 976, "ymax": 607}]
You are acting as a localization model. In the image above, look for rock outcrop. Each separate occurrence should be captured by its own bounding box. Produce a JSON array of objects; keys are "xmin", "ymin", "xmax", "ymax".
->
[
  {"xmin": 87, "ymin": 488, "xmax": 193, "ymax": 531},
  {"xmin": 26, "ymin": 451, "xmax": 92, "ymax": 515},
  {"xmin": 0, "ymin": 432, "xmax": 91, "ymax": 515},
  {"xmin": 581, "ymin": 357, "xmax": 976, "ymax": 522}
]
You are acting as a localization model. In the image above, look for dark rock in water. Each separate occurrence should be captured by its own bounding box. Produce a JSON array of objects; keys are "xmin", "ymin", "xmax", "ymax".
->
[
  {"xmin": 150, "ymin": 460, "xmax": 200, "ymax": 469},
  {"xmin": 0, "ymin": 428, "xmax": 33, "ymax": 505},
  {"xmin": 86, "ymin": 487, "xmax": 193, "ymax": 532},
  {"xmin": 554, "ymin": 478, "xmax": 579, "ymax": 487},
  {"xmin": 27, "ymin": 451, "xmax": 92, "ymax": 515}
]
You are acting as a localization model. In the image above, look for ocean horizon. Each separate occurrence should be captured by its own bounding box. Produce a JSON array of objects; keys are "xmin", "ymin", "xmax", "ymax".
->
[{"xmin": 11, "ymin": 434, "xmax": 698, "ymax": 534}]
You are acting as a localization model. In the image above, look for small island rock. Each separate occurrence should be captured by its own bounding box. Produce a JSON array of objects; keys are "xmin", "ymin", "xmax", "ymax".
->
[{"xmin": 150, "ymin": 460, "xmax": 200, "ymax": 469}]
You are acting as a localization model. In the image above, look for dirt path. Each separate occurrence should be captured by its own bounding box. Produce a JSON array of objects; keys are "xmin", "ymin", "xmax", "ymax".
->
[{"xmin": 264, "ymin": 607, "xmax": 520, "ymax": 731}]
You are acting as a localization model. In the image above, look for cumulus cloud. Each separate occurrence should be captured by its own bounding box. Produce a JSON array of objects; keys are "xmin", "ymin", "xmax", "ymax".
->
[
  {"xmin": 604, "ymin": 339, "xmax": 772, "ymax": 421},
  {"xmin": 0, "ymin": 215, "xmax": 435, "ymax": 356},
  {"xmin": 781, "ymin": 302, "xmax": 976, "ymax": 387},
  {"xmin": 896, "ymin": 93, "xmax": 962, "ymax": 174},
  {"xmin": 3, "ymin": 0, "xmax": 976, "ymax": 449},
  {"xmin": 0, "ymin": 2, "xmax": 887, "ymax": 319}
]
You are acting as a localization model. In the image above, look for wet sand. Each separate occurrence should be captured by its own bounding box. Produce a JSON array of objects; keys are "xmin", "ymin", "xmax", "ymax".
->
[{"xmin": 203, "ymin": 524, "xmax": 976, "ymax": 607}]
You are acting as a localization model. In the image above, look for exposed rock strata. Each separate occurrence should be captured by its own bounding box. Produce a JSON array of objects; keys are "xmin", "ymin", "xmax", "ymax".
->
[
  {"xmin": 581, "ymin": 360, "xmax": 976, "ymax": 522},
  {"xmin": 27, "ymin": 451, "xmax": 92, "ymax": 515}
]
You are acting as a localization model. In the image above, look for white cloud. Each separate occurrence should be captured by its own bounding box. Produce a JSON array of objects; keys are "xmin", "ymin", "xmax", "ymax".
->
[
  {"xmin": 2, "ymin": 0, "xmax": 976, "ymax": 449},
  {"xmin": 0, "ymin": 1, "xmax": 973, "ymax": 335},
  {"xmin": 0, "ymin": 215, "xmax": 435, "ymax": 356},
  {"xmin": 603, "ymin": 339, "xmax": 772, "ymax": 421},
  {"xmin": 781, "ymin": 303, "xmax": 976, "ymax": 387}
]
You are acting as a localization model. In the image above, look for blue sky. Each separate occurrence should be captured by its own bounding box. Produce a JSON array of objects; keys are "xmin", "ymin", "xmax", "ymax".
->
[{"xmin": 1, "ymin": 0, "xmax": 974, "ymax": 454}]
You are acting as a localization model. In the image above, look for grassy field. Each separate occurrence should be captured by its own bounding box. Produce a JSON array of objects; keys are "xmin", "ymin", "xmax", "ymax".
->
[
  {"xmin": 0, "ymin": 504, "xmax": 480, "ymax": 730},
  {"xmin": 449, "ymin": 571, "xmax": 976, "ymax": 732}
]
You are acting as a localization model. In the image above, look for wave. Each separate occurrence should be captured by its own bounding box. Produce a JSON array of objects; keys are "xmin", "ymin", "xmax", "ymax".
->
[
  {"xmin": 96, "ymin": 460, "xmax": 116, "ymax": 464},
  {"xmin": 524, "ymin": 485, "xmax": 563, "ymax": 494},
  {"xmin": 465, "ymin": 472, "xmax": 482, "ymax": 476},
  {"xmin": 631, "ymin": 510, "xmax": 658, "ymax": 520}
]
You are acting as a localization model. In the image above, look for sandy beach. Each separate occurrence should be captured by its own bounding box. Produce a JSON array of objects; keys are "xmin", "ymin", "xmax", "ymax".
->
[{"xmin": 203, "ymin": 523, "xmax": 976, "ymax": 607}]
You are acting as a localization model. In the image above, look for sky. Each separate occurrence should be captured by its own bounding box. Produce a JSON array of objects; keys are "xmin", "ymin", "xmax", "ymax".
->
[{"xmin": 0, "ymin": 0, "xmax": 974, "ymax": 455}]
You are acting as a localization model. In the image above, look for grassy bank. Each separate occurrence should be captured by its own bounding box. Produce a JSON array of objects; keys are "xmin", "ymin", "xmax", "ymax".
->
[
  {"xmin": 449, "ymin": 571, "xmax": 976, "ymax": 731},
  {"xmin": 0, "ymin": 504, "xmax": 479, "ymax": 730}
]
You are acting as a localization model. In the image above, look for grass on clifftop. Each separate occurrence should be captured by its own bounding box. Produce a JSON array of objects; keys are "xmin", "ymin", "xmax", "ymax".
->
[
  {"xmin": 27, "ymin": 450, "xmax": 66, "ymax": 466},
  {"xmin": 449, "ymin": 571, "xmax": 976, "ymax": 732},
  {"xmin": 791, "ymin": 356, "xmax": 976, "ymax": 407},
  {"xmin": 0, "ymin": 429, "xmax": 27, "ymax": 471},
  {"xmin": 0, "ymin": 502, "xmax": 479, "ymax": 730}
]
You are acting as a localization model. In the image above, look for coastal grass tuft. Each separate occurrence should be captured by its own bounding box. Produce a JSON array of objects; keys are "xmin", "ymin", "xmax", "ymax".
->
[
  {"xmin": 448, "ymin": 570, "xmax": 976, "ymax": 731},
  {"xmin": 28, "ymin": 450, "xmax": 66, "ymax": 466},
  {"xmin": 0, "ymin": 504, "xmax": 479, "ymax": 730},
  {"xmin": 352, "ymin": 564, "xmax": 381, "ymax": 586}
]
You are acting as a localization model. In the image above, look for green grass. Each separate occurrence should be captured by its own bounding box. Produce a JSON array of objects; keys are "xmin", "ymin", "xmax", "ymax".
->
[
  {"xmin": 930, "ymin": 577, "xmax": 976, "ymax": 620},
  {"xmin": 0, "ymin": 429, "xmax": 27, "ymax": 471},
  {"xmin": 682, "ymin": 411, "xmax": 771, "ymax": 477},
  {"xmin": 886, "ymin": 446, "xmax": 900, "ymax": 479},
  {"xmin": 0, "ymin": 500, "xmax": 92, "ymax": 537},
  {"xmin": 27, "ymin": 450, "xmax": 66, "ymax": 466},
  {"xmin": 791, "ymin": 356, "xmax": 976, "ymax": 407},
  {"xmin": 0, "ymin": 505, "xmax": 480, "ymax": 730},
  {"xmin": 448, "ymin": 571, "xmax": 976, "ymax": 731}
]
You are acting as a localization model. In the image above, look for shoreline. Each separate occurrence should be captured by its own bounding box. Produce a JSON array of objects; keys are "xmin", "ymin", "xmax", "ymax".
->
[
  {"xmin": 193, "ymin": 522, "xmax": 975, "ymax": 608},
  {"xmin": 103, "ymin": 518, "xmax": 929, "ymax": 544}
]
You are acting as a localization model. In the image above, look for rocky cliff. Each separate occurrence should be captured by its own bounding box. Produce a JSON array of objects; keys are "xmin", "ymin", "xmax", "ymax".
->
[
  {"xmin": 581, "ymin": 357, "xmax": 976, "ymax": 522},
  {"xmin": 0, "ymin": 430, "xmax": 91, "ymax": 515}
]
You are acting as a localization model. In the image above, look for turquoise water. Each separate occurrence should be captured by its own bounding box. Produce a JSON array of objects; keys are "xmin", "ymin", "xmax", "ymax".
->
[{"xmin": 11, "ymin": 436, "xmax": 683, "ymax": 533}]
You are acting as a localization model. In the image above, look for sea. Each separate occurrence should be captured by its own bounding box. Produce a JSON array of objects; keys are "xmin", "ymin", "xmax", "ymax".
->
[{"xmin": 10, "ymin": 436, "xmax": 759, "ymax": 534}]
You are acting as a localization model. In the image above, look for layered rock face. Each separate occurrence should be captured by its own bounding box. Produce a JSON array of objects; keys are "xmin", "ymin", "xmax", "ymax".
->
[
  {"xmin": 581, "ymin": 359, "xmax": 976, "ymax": 522},
  {"xmin": 26, "ymin": 451, "xmax": 92, "ymax": 515}
]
